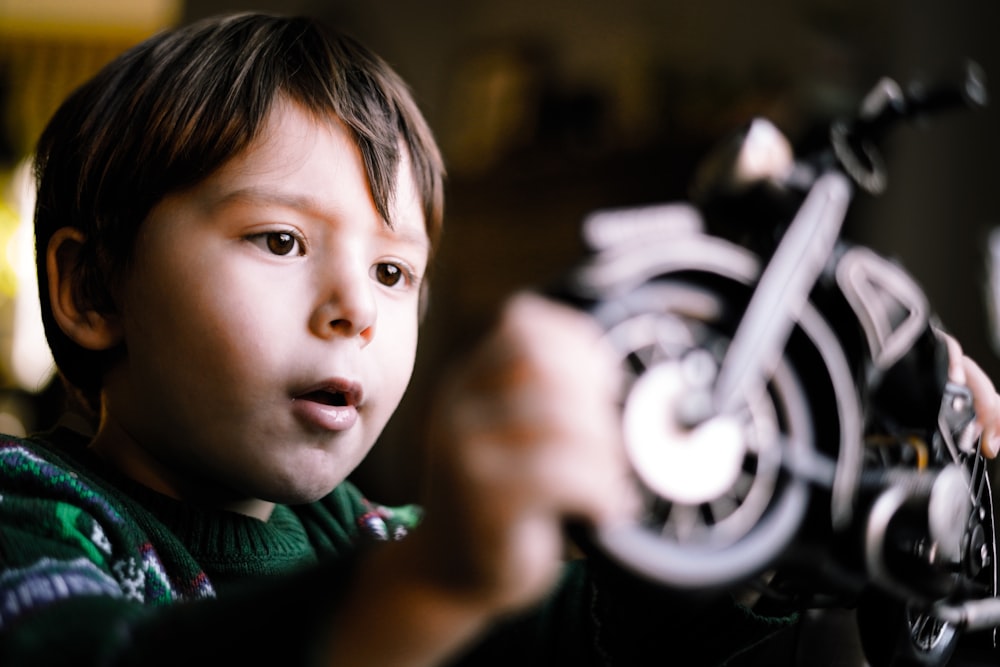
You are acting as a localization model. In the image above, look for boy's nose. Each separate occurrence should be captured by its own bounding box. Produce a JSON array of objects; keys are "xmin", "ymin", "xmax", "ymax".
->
[{"xmin": 310, "ymin": 272, "xmax": 377, "ymax": 346}]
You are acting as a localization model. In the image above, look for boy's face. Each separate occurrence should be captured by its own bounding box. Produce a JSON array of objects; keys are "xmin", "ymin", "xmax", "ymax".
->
[{"xmin": 93, "ymin": 99, "xmax": 429, "ymax": 518}]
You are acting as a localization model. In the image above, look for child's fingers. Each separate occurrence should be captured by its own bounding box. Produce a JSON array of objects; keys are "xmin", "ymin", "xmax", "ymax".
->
[
  {"xmin": 940, "ymin": 331, "xmax": 967, "ymax": 386},
  {"xmin": 496, "ymin": 293, "xmax": 635, "ymax": 521},
  {"xmin": 960, "ymin": 354, "xmax": 1000, "ymax": 458},
  {"xmin": 936, "ymin": 330, "xmax": 1000, "ymax": 459},
  {"xmin": 934, "ymin": 329, "xmax": 1000, "ymax": 458}
]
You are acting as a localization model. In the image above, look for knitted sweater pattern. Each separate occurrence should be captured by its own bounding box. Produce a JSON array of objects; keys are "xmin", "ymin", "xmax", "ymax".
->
[{"xmin": 0, "ymin": 430, "xmax": 418, "ymax": 632}]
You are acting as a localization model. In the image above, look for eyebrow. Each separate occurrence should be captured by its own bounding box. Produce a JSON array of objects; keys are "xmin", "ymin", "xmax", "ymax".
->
[{"xmin": 208, "ymin": 186, "xmax": 430, "ymax": 251}]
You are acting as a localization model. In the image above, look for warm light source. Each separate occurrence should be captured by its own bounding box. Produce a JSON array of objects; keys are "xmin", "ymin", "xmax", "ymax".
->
[{"xmin": 0, "ymin": 0, "xmax": 182, "ymax": 38}]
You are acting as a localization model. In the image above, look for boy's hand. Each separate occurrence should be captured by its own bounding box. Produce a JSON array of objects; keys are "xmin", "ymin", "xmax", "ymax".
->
[
  {"xmin": 940, "ymin": 332, "xmax": 1000, "ymax": 458},
  {"xmin": 417, "ymin": 292, "xmax": 635, "ymax": 613},
  {"xmin": 324, "ymin": 293, "xmax": 635, "ymax": 667}
]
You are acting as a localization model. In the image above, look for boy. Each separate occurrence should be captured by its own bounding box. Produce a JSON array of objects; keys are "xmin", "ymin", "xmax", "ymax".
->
[{"xmin": 1, "ymin": 11, "xmax": 997, "ymax": 667}]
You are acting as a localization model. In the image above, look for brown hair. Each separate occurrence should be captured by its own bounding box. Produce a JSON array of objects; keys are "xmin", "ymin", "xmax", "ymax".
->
[{"xmin": 33, "ymin": 12, "xmax": 445, "ymax": 411}]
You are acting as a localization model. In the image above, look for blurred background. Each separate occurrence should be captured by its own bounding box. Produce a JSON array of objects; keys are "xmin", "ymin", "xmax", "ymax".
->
[{"xmin": 2, "ymin": 0, "xmax": 1000, "ymax": 504}]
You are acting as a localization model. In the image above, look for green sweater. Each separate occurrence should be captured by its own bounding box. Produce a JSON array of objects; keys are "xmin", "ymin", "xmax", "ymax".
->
[{"xmin": 0, "ymin": 427, "xmax": 791, "ymax": 666}]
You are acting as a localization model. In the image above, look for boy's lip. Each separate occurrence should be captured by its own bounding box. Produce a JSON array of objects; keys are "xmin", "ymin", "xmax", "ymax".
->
[
  {"xmin": 293, "ymin": 378, "xmax": 364, "ymax": 407},
  {"xmin": 290, "ymin": 378, "xmax": 364, "ymax": 432}
]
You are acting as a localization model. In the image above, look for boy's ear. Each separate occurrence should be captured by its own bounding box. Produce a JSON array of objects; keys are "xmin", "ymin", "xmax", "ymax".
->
[{"xmin": 47, "ymin": 227, "xmax": 123, "ymax": 350}]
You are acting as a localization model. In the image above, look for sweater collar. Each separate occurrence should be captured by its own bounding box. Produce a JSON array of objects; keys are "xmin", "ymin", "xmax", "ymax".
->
[{"xmin": 42, "ymin": 424, "xmax": 319, "ymax": 577}]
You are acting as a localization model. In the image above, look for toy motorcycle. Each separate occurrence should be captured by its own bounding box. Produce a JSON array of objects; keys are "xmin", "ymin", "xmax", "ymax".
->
[{"xmin": 562, "ymin": 63, "xmax": 999, "ymax": 666}]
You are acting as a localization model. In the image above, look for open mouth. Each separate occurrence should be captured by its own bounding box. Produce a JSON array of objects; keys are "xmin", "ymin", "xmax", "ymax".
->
[
  {"xmin": 291, "ymin": 380, "xmax": 363, "ymax": 431},
  {"xmin": 301, "ymin": 390, "xmax": 349, "ymax": 407}
]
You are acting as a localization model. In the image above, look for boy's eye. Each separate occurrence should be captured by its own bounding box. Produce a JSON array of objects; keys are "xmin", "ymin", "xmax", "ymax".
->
[
  {"xmin": 373, "ymin": 262, "xmax": 405, "ymax": 287},
  {"xmin": 266, "ymin": 232, "xmax": 299, "ymax": 256},
  {"xmin": 249, "ymin": 231, "xmax": 303, "ymax": 256}
]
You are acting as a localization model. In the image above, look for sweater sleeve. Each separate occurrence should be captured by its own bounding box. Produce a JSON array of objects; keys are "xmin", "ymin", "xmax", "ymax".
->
[
  {"xmin": 0, "ymin": 439, "xmax": 184, "ymax": 664},
  {"xmin": 0, "ymin": 554, "xmax": 362, "ymax": 667}
]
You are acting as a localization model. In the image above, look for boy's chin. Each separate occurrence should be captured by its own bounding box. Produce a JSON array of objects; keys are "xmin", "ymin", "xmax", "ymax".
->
[
  {"xmin": 257, "ymin": 474, "xmax": 347, "ymax": 506},
  {"xmin": 235, "ymin": 445, "xmax": 369, "ymax": 506}
]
